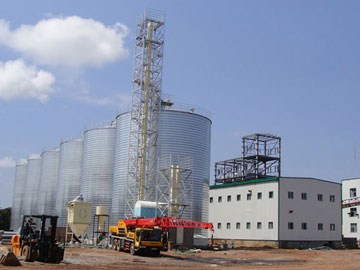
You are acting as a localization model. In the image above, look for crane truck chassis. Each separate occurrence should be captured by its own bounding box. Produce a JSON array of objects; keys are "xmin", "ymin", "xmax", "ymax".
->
[{"xmin": 109, "ymin": 217, "xmax": 214, "ymax": 256}]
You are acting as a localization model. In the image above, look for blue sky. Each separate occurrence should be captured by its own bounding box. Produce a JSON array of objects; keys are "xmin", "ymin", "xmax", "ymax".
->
[{"xmin": 0, "ymin": 0, "xmax": 359, "ymax": 207}]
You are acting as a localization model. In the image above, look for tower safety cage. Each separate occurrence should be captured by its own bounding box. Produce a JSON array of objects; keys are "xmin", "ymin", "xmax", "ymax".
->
[{"xmin": 125, "ymin": 9, "xmax": 165, "ymax": 218}]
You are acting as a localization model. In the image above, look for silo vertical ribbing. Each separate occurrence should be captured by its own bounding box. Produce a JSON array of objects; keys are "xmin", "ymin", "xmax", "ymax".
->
[
  {"xmin": 55, "ymin": 138, "xmax": 84, "ymax": 227},
  {"xmin": 10, "ymin": 161, "xmax": 27, "ymax": 231},
  {"xmin": 23, "ymin": 155, "xmax": 42, "ymax": 215},
  {"xmin": 80, "ymin": 125, "xmax": 116, "ymax": 235},
  {"xmin": 38, "ymin": 149, "xmax": 60, "ymax": 215}
]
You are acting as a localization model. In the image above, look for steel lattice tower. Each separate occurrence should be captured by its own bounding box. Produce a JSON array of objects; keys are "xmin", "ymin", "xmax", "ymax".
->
[{"xmin": 125, "ymin": 9, "xmax": 165, "ymax": 218}]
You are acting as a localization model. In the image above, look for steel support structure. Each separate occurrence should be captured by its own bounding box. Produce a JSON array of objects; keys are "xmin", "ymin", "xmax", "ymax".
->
[
  {"xmin": 156, "ymin": 155, "xmax": 192, "ymax": 219},
  {"xmin": 125, "ymin": 9, "xmax": 165, "ymax": 218},
  {"xmin": 214, "ymin": 133, "xmax": 281, "ymax": 184},
  {"xmin": 242, "ymin": 133, "xmax": 281, "ymax": 179}
]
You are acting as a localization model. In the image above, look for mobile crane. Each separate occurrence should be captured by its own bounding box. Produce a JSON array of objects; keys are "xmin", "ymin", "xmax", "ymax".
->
[{"xmin": 109, "ymin": 217, "xmax": 214, "ymax": 256}]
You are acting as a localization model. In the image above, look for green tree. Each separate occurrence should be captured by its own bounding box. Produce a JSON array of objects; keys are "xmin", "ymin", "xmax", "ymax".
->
[{"xmin": 0, "ymin": 208, "xmax": 11, "ymax": 231}]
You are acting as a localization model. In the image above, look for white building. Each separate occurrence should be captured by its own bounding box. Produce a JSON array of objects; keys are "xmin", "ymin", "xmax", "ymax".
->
[
  {"xmin": 342, "ymin": 178, "xmax": 360, "ymax": 241},
  {"xmin": 209, "ymin": 177, "xmax": 341, "ymax": 248}
]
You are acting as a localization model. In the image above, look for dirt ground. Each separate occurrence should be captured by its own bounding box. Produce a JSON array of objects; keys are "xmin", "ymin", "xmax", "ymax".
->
[{"xmin": 1, "ymin": 246, "xmax": 360, "ymax": 270}]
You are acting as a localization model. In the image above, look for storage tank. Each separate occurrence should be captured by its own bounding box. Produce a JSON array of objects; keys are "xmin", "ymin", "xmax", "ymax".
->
[
  {"xmin": 23, "ymin": 154, "xmax": 42, "ymax": 215},
  {"xmin": 111, "ymin": 103, "xmax": 212, "ymax": 226},
  {"xmin": 55, "ymin": 138, "xmax": 84, "ymax": 228},
  {"xmin": 67, "ymin": 195, "xmax": 92, "ymax": 238},
  {"xmin": 80, "ymin": 123, "xmax": 116, "ymax": 232},
  {"xmin": 38, "ymin": 148, "xmax": 60, "ymax": 215},
  {"xmin": 10, "ymin": 160, "xmax": 27, "ymax": 231}
]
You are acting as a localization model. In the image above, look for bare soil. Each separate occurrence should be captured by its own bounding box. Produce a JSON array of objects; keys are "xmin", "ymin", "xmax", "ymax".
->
[{"xmin": 1, "ymin": 246, "xmax": 360, "ymax": 270}]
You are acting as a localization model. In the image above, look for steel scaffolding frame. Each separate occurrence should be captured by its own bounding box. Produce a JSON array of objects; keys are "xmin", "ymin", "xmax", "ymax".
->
[
  {"xmin": 215, "ymin": 133, "xmax": 281, "ymax": 184},
  {"xmin": 125, "ymin": 9, "xmax": 165, "ymax": 218},
  {"xmin": 156, "ymin": 155, "xmax": 193, "ymax": 219}
]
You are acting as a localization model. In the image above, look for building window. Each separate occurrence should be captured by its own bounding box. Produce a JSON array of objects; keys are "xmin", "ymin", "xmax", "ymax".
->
[
  {"xmin": 268, "ymin": 222, "xmax": 273, "ymax": 229},
  {"xmin": 350, "ymin": 208, "xmax": 357, "ymax": 217},
  {"xmin": 301, "ymin": 192, "xmax": 307, "ymax": 200},
  {"xmin": 237, "ymin": 194, "xmax": 241, "ymax": 201},
  {"xmin": 318, "ymin": 194, "xmax": 323, "ymax": 201},
  {"xmin": 227, "ymin": 195, "xmax": 231, "ymax": 202},
  {"xmin": 236, "ymin": 222, "xmax": 240, "ymax": 229},
  {"xmin": 247, "ymin": 193, "xmax": 252, "ymax": 200},
  {"xmin": 288, "ymin": 222, "xmax": 294, "ymax": 230},
  {"xmin": 330, "ymin": 224, "xmax": 335, "ymax": 231},
  {"xmin": 257, "ymin": 222, "xmax": 262, "ymax": 229},
  {"xmin": 246, "ymin": 222, "xmax": 251, "ymax": 229},
  {"xmin": 257, "ymin": 192, "xmax": 262, "ymax": 200},
  {"xmin": 351, "ymin": 223, "xmax": 357, "ymax": 233},
  {"xmin": 217, "ymin": 223, "xmax": 221, "ymax": 230},
  {"xmin": 226, "ymin": 223, "xmax": 231, "ymax": 229},
  {"xmin": 330, "ymin": 195, "xmax": 335, "ymax": 202},
  {"xmin": 269, "ymin": 191, "xmax": 274, "ymax": 198},
  {"xmin": 301, "ymin": 223, "xmax": 307, "ymax": 230},
  {"xmin": 210, "ymin": 197, "xmax": 213, "ymax": 203},
  {"xmin": 288, "ymin": 191, "xmax": 294, "ymax": 199},
  {"xmin": 218, "ymin": 196, "xmax": 222, "ymax": 203},
  {"xmin": 318, "ymin": 223, "xmax": 323, "ymax": 230},
  {"xmin": 350, "ymin": 188, "xmax": 357, "ymax": 198}
]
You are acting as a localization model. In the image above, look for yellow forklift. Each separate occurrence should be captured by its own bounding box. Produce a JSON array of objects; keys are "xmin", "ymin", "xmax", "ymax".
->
[{"xmin": 11, "ymin": 215, "xmax": 64, "ymax": 263}]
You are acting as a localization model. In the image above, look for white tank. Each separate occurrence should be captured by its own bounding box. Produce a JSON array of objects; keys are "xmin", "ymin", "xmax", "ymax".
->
[
  {"xmin": 67, "ymin": 196, "xmax": 92, "ymax": 237},
  {"xmin": 95, "ymin": 206, "xmax": 108, "ymax": 233}
]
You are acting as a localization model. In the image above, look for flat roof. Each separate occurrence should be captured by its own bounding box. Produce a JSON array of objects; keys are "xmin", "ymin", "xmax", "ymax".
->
[
  {"xmin": 342, "ymin": 178, "xmax": 360, "ymax": 182},
  {"xmin": 210, "ymin": 177, "xmax": 279, "ymax": 189},
  {"xmin": 210, "ymin": 176, "xmax": 341, "ymax": 190}
]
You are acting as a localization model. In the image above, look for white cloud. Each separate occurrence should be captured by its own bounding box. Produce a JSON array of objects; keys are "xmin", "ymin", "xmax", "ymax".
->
[
  {"xmin": 0, "ymin": 16, "xmax": 128, "ymax": 68},
  {"xmin": 0, "ymin": 59, "xmax": 55, "ymax": 102},
  {"xmin": 0, "ymin": 157, "xmax": 16, "ymax": 168}
]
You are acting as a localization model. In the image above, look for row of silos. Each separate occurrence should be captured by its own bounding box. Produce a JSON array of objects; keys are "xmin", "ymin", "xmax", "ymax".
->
[{"xmin": 11, "ymin": 105, "xmax": 212, "ymax": 234}]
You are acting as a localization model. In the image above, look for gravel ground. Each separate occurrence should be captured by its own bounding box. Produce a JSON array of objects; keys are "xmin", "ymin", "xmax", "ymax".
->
[{"xmin": 1, "ymin": 246, "xmax": 360, "ymax": 270}]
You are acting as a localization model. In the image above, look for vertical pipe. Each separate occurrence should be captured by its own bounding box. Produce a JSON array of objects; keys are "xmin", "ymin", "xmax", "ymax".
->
[
  {"xmin": 169, "ymin": 164, "xmax": 175, "ymax": 217},
  {"xmin": 175, "ymin": 165, "xmax": 181, "ymax": 218},
  {"xmin": 139, "ymin": 21, "xmax": 154, "ymax": 200}
]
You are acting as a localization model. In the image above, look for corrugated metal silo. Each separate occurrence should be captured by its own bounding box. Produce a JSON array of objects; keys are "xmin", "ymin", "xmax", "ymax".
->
[
  {"xmin": 55, "ymin": 138, "xmax": 84, "ymax": 228},
  {"xmin": 10, "ymin": 160, "xmax": 27, "ymax": 231},
  {"xmin": 80, "ymin": 123, "xmax": 116, "ymax": 232},
  {"xmin": 23, "ymin": 154, "xmax": 42, "ymax": 215},
  {"xmin": 38, "ymin": 149, "xmax": 60, "ymax": 215},
  {"xmin": 111, "ymin": 104, "xmax": 211, "ymax": 226},
  {"xmin": 110, "ymin": 114, "xmax": 130, "ymax": 225}
]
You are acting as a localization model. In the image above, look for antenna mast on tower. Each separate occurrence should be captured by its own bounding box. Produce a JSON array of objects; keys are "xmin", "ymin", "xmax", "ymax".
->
[{"xmin": 125, "ymin": 9, "xmax": 165, "ymax": 218}]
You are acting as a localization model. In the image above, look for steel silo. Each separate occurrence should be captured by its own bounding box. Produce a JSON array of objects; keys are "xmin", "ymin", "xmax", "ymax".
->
[
  {"xmin": 110, "ymin": 113, "xmax": 130, "ymax": 225},
  {"xmin": 23, "ymin": 154, "xmax": 42, "ymax": 215},
  {"xmin": 38, "ymin": 149, "xmax": 60, "ymax": 215},
  {"xmin": 111, "ymin": 104, "xmax": 211, "ymax": 226},
  {"xmin": 10, "ymin": 160, "xmax": 27, "ymax": 231},
  {"xmin": 55, "ymin": 138, "xmax": 84, "ymax": 228},
  {"xmin": 80, "ymin": 123, "xmax": 116, "ymax": 233}
]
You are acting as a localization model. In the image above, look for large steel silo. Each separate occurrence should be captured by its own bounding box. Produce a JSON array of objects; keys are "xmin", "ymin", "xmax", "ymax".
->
[
  {"xmin": 38, "ymin": 149, "xmax": 60, "ymax": 215},
  {"xmin": 80, "ymin": 124, "xmax": 116, "ymax": 232},
  {"xmin": 10, "ymin": 160, "xmax": 27, "ymax": 231},
  {"xmin": 23, "ymin": 154, "xmax": 42, "ymax": 215},
  {"xmin": 55, "ymin": 138, "xmax": 84, "ymax": 228},
  {"xmin": 111, "ymin": 104, "xmax": 211, "ymax": 225}
]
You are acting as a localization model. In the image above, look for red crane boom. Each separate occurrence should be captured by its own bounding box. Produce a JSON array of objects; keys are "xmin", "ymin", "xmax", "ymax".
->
[{"xmin": 123, "ymin": 217, "xmax": 214, "ymax": 231}]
